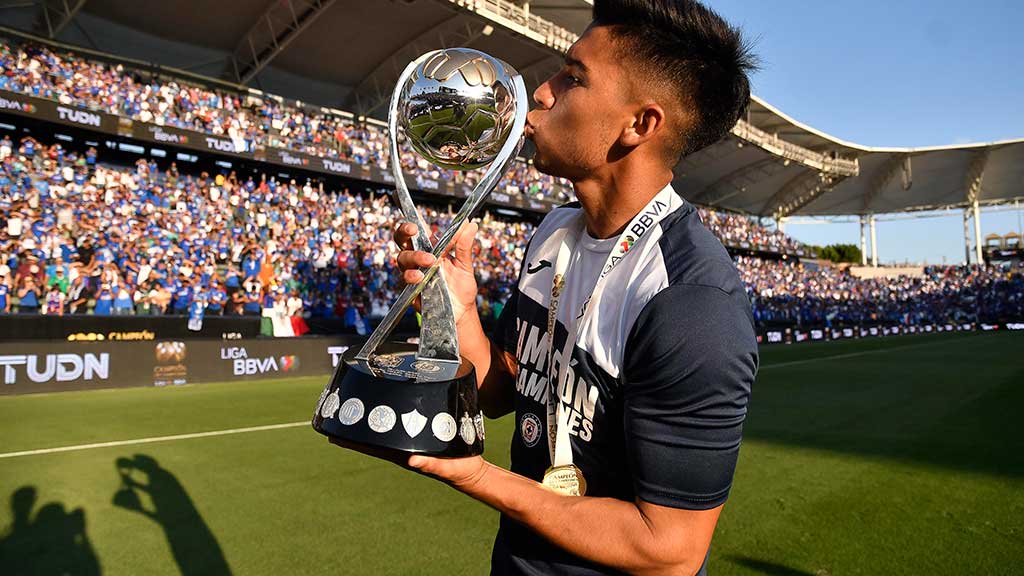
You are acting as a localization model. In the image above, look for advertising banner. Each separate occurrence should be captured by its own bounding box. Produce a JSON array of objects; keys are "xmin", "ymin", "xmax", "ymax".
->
[
  {"xmin": 1, "ymin": 336, "xmax": 361, "ymax": 395},
  {"xmin": 753, "ymin": 321, "xmax": 1024, "ymax": 347},
  {"xmin": 0, "ymin": 340, "xmax": 151, "ymax": 395},
  {"xmin": 0, "ymin": 314, "xmax": 261, "ymax": 342},
  {"xmin": 0, "ymin": 91, "xmax": 124, "ymax": 133}
]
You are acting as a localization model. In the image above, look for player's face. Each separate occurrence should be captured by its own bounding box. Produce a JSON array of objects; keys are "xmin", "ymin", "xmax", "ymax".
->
[{"xmin": 526, "ymin": 25, "xmax": 632, "ymax": 181}]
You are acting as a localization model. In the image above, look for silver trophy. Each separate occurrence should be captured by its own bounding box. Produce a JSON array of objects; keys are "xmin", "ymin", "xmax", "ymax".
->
[{"xmin": 312, "ymin": 49, "xmax": 528, "ymax": 456}]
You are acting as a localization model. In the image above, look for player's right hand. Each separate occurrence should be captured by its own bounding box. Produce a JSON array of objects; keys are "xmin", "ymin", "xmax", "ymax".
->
[{"xmin": 394, "ymin": 221, "xmax": 480, "ymax": 326}]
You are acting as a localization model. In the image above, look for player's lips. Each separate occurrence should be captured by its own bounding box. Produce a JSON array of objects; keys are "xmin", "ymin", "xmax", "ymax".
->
[{"xmin": 525, "ymin": 110, "xmax": 541, "ymax": 139}]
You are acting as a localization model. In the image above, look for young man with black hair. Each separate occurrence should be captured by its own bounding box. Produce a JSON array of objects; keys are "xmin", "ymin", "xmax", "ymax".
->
[{"xmin": 387, "ymin": 1, "xmax": 759, "ymax": 573}]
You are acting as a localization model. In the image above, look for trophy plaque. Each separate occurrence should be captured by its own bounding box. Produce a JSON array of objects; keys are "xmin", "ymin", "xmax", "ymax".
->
[{"xmin": 312, "ymin": 48, "xmax": 528, "ymax": 457}]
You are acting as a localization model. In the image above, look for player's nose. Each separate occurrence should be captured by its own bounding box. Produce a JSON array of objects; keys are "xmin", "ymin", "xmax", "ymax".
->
[{"xmin": 532, "ymin": 79, "xmax": 554, "ymax": 110}]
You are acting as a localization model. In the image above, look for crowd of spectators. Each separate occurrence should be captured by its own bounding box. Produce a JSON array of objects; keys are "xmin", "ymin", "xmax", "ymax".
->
[
  {"xmin": 0, "ymin": 38, "xmax": 574, "ymax": 204},
  {"xmin": 736, "ymin": 255, "xmax": 1024, "ymax": 327},
  {"xmin": 698, "ymin": 207, "xmax": 806, "ymax": 254},
  {"xmin": 0, "ymin": 137, "xmax": 529, "ymax": 333},
  {"xmin": 2, "ymin": 137, "xmax": 1022, "ymax": 332}
]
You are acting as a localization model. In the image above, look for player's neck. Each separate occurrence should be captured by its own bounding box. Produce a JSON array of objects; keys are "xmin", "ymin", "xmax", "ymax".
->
[{"xmin": 572, "ymin": 162, "xmax": 673, "ymax": 239}]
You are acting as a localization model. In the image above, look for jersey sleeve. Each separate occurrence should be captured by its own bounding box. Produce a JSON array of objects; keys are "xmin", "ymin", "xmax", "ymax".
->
[
  {"xmin": 621, "ymin": 283, "xmax": 758, "ymax": 510},
  {"xmin": 492, "ymin": 285, "xmax": 520, "ymax": 355}
]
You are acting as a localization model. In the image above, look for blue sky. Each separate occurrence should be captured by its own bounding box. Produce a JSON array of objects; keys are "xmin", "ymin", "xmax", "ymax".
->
[{"xmin": 708, "ymin": 0, "xmax": 1024, "ymax": 264}]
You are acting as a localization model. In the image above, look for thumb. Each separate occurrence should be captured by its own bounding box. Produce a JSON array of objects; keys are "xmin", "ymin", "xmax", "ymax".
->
[
  {"xmin": 451, "ymin": 221, "xmax": 479, "ymax": 272},
  {"xmin": 407, "ymin": 455, "xmax": 434, "ymax": 473}
]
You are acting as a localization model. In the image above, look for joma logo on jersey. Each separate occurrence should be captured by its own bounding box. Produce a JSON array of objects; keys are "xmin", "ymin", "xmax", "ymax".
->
[{"xmin": 628, "ymin": 199, "xmax": 668, "ymax": 240}]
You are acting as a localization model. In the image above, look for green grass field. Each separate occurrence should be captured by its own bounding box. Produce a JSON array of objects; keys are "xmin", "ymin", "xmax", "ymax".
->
[{"xmin": 1, "ymin": 331, "xmax": 1022, "ymax": 575}]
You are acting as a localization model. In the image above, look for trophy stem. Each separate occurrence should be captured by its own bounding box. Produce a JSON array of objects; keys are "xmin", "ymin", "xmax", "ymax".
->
[
  {"xmin": 357, "ymin": 54, "xmax": 460, "ymax": 366},
  {"xmin": 355, "ymin": 66, "xmax": 529, "ymax": 365}
]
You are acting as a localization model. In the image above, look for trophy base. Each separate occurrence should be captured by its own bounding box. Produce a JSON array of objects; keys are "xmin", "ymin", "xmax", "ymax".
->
[{"xmin": 311, "ymin": 342, "xmax": 484, "ymax": 457}]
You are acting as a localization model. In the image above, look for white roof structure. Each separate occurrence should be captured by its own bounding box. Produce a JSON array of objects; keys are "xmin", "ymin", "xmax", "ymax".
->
[
  {"xmin": 687, "ymin": 95, "xmax": 1024, "ymax": 217},
  {"xmin": 4, "ymin": 0, "xmax": 1021, "ymax": 217}
]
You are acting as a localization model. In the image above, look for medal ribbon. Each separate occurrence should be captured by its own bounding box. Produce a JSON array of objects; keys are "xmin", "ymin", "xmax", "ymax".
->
[{"xmin": 544, "ymin": 185, "xmax": 676, "ymax": 469}]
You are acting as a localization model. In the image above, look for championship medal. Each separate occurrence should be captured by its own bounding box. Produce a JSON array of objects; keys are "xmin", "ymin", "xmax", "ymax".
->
[{"xmin": 541, "ymin": 464, "xmax": 587, "ymax": 497}]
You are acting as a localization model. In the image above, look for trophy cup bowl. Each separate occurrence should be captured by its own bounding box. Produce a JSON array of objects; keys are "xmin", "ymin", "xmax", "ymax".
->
[{"xmin": 312, "ymin": 48, "xmax": 528, "ymax": 457}]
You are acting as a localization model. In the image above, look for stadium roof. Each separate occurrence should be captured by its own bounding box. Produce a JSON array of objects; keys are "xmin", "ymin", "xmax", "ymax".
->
[
  {"xmin": 691, "ymin": 97, "xmax": 1024, "ymax": 218},
  {"xmin": 3, "ymin": 0, "xmax": 1022, "ymax": 217}
]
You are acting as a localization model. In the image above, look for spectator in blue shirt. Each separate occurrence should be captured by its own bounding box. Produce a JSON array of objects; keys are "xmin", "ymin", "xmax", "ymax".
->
[
  {"xmin": 112, "ymin": 282, "xmax": 134, "ymax": 315},
  {"xmin": 241, "ymin": 247, "xmax": 261, "ymax": 280},
  {"xmin": 171, "ymin": 278, "xmax": 193, "ymax": 315},
  {"xmin": 16, "ymin": 276, "xmax": 42, "ymax": 313},
  {"xmin": 0, "ymin": 277, "xmax": 11, "ymax": 313},
  {"xmin": 207, "ymin": 281, "xmax": 227, "ymax": 315},
  {"xmin": 242, "ymin": 285, "xmax": 262, "ymax": 316},
  {"xmin": 93, "ymin": 284, "xmax": 114, "ymax": 315}
]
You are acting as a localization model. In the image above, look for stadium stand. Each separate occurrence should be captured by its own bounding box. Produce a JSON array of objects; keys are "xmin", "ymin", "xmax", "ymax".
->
[
  {"xmin": 2, "ymin": 135, "xmax": 1022, "ymax": 335},
  {"xmin": 1, "ymin": 34, "xmax": 1022, "ymax": 339},
  {"xmin": 0, "ymin": 38, "xmax": 574, "ymax": 204}
]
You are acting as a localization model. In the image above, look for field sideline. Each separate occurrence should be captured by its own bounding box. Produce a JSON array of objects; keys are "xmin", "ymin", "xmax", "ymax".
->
[{"xmin": 1, "ymin": 331, "xmax": 1021, "ymax": 575}]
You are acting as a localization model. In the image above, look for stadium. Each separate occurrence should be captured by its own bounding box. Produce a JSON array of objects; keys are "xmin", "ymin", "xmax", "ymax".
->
[{"xmin": 0, "ymin": 1, "xmax": 1021, "ymax": 575}]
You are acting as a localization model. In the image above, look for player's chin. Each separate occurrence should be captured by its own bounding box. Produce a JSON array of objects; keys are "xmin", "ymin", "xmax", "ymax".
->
[
  {"xmin": 531, "ymin": 152, "xmax": 567, "ymax": 179},
  {"xmin": 528, "ymin": 141, "xmax": 553, "ymax": 174}
]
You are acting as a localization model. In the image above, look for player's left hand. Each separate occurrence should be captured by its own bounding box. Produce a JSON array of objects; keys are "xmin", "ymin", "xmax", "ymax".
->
[
  {"xmin": 407, "ymin": 454, "xmax": 489, "ymax": 492},
  {"xmin": 329, "ymin": 438, "xmax": 489, "ymax": 492}
]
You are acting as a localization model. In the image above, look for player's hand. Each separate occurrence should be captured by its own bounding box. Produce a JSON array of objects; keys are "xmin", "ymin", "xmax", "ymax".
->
[
  {"xmin": 394, "ymin": 221, "xmax": 480, "ymax": 326},
  {"xmin": 328, "ymin": 437, "xmax": 489, "ymax": 492},
  {"xmin": 408, "ymin": 454, "xmax": 490, "ymax": 493}
]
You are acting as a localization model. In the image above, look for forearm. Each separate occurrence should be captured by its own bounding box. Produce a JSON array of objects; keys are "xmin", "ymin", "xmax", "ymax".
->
[
  {"xmin": 463, "ymin": 463, "xmax": 708, "ymax": 575},
  {"xmin": 456, "ymin": 310, "xmax": 514, "ymax": 417}
]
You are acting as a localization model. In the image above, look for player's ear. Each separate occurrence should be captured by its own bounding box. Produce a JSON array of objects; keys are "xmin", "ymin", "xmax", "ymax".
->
[{"xmin": 619, "ymin": 103, "xmax": 666, "ymax": 148}]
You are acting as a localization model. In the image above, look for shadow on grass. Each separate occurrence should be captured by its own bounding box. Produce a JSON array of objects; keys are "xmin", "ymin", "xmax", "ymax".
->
[
  {"xmin": 113, "ymin": 454, "xmax": 231, "ymax": 576},
  {"xmin": 748, "ymin": 333, "xmax": 1024, "ymax": 478},
  {"xmin": 0, "ymin": 485, "xmax": 101, "ymax": 575},
  {"xmin": 727, "ymin": 555, "xmax": 816, "ymax": 576}
]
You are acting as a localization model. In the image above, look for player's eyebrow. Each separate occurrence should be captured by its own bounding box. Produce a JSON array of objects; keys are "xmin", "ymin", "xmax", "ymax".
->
[{"xmin": 564, "ymin": 54, "xmax": 589, "ymax": 74}]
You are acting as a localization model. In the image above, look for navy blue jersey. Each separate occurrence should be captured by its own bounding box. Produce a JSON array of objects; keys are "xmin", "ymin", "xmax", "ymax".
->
[{"xmin": 490, "ymin": 189, "xmax": 758, "ymax": 576}]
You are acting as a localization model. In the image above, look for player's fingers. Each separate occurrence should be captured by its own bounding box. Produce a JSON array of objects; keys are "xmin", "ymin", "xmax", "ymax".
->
[
  {"xmin": 396, "ymin": 250, "xmax": 435, "ymax": 271},
  {"xmin": 393, "ymin": 222, "xmax": 418, "ymax": 250},
  {"xmin": 451, "ymin": 221, "xmax": 479, "ymax": 270},
  {"xmin": 402, "ymin": 269, "xmax": 425, "ymax": 285}
]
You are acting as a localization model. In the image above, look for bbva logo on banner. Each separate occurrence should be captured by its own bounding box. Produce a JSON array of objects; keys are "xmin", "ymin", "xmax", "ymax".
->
[
  {"xmin": 0, "ymin": 353, "xmax": 110, "ymax": 385},
  {"xmin": 221, "ymin": 347, "xmax": 298, "ymax": 376}
]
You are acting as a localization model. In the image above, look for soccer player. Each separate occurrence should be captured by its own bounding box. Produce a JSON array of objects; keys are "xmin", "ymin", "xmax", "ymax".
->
[{"xmin": 390, "ymin": 1, "xmax": 759, "ymax": 574}]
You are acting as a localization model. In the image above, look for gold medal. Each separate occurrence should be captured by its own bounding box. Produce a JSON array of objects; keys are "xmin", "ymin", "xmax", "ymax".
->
[{"xmin": 541, "ymin": 464, "xmax": 587, "ymax": 496}]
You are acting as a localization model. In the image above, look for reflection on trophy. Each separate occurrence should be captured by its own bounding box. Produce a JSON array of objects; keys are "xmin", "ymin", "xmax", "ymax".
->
[{"xmin": 312, "ymin": 48, "xmax": 528, "ymax": 456}]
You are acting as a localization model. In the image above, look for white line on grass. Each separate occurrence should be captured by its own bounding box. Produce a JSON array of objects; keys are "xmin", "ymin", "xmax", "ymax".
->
[
  {"xmin": 0, "ymin": 421, "xmax": 308, "ymax": 460},
  {"xmin": 758, "ymin": 334, "xmax": 984, "ymax": 371}
]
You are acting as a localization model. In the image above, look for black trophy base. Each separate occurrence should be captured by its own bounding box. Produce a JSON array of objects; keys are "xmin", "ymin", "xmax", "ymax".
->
[{"xmin": 311, "ymin": 342, "xmax": 484, "ymax": 457}]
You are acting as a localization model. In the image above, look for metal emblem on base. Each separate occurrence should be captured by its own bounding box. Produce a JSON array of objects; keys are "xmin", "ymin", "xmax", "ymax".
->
[
  {"xmin": 338, "ymin": 398, "xmax": 365, "ymax": 426},
  {"xmin": 432, "ymin": 413, "xmax": 458, "ymax": 442},
  {"xmin": 402, "ymin": 409, "xmax": 428, "ymax": 438},
  {"xmin": 311, "ymin": 47, "xmax": 528, "ymax": 457}
]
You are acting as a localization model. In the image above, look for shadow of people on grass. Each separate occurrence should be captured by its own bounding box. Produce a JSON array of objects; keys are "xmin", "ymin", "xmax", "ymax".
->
[
  {"xmin": 112, "ymin": 454, "xmax": 231, "ymax": 576},
  {"xmin": 0, "ymin": 485, "xmax": 101, "ymax": 575}
]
